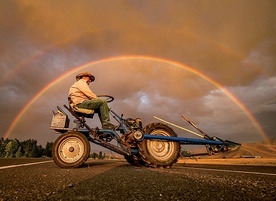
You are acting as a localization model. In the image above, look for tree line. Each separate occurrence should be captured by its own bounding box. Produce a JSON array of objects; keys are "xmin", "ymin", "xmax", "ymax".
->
[
  {"xmin": 0, "ymin": 138, "xmax": 53, "ymax": 158},
  {"xmin": 0, "ymin": 138, "xmax": 119, "ymax": 159}
]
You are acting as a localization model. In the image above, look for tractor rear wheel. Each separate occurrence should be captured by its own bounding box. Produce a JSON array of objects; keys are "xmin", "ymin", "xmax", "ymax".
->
[
  {"xmin": 53, "ymin": 131, "xmax": 90, "ymax": 168},
  {"xmin": 138, "ymin": 123, "xmax": 180, "ymax": 168}
]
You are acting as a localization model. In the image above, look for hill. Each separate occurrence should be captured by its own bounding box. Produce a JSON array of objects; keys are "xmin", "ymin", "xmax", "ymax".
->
[
  {"xmin": 179, "ymin": 140, "xmax": 276, "ymax": 166},
  {"xmin": 210, "ymin": 142, "xmax": 276, "ymax": 158}
]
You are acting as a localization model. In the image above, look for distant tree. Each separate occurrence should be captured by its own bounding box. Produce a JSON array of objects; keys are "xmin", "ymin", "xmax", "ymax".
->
[
  {"xmin": 98, "ymin": 151, "xmax": 103, "ymax": 159},
  {"xmin": 5, "ymin": 139, "xmax": 20, "ymax": 158},
  {"xmin": 15, "ymin": 146, "xmax": 23, "ymax": 158},
  {"xmin": 0, "ymin": 138, "xmax": 54, "ymax": 158},
  {"xmin": 0, "ymin": 138, "xmax": 9, "ymax": 157},
  {"xmin": 90, "ymin": 152, "xmax": 98, "ymax": 159},
  {"xmin": 22, "ymin": 139, "xmax": 38, "ymax": 157},
  {"xmin": 33, "ymin": 145, "xmax": 44, "ymax": 157},
  {"xmin": 43, "ymin": 142, "xmax": 53, "ymax": 157}
]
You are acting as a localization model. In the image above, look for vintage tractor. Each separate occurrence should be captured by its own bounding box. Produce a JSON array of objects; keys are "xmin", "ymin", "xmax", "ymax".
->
[{"xmin": 50, "ymin": 95, "xmax": 240, "ymax": 168}]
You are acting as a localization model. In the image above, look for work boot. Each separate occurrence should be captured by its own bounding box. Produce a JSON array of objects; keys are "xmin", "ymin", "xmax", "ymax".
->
[{"xmin": 102, "ymin": 123, "xmax": 116, "ymax": 130}]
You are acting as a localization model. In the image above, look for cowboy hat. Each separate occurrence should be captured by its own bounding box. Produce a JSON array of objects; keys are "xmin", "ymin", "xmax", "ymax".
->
[{"xmin": 76, "ymin": 72, "xmax": 95, "ymax": 82}]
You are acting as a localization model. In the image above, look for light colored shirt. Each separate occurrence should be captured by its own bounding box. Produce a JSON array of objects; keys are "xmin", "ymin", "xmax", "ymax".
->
[{"xmin": 69, "ymin": 79, "xmax": 97, "ymax": 105}]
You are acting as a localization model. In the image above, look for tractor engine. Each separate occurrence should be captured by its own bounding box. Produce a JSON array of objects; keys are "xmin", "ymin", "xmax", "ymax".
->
[
  {"xmin": 125, "ymin": 118, "xmax": 142, "ymax": 130},
  {"xmin": 121, "ymin": 118, "xmax": 144, "ymax": 145}
]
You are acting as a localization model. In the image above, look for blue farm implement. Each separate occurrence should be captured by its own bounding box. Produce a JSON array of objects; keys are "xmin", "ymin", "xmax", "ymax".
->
[{"xmin": 50, "ymin": 95, "xmax": 241, "ymax": 168}]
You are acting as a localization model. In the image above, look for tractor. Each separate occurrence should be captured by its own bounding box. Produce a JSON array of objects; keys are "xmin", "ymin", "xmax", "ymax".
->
[{"xmin": 50, "ymin": 95, "xmax": 240, "ymax": 168}]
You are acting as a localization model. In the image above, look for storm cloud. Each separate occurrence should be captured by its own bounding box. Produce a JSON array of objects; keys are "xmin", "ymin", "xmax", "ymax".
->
[{"xmin": 0, "ymin": 0, "xmax": 275, "ymax": 148}]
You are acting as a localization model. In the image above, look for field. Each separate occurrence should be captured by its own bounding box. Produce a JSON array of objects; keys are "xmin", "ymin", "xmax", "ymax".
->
[{"xmin": 179, "ymin": 141, "xmax": 276, "ymax": 166}]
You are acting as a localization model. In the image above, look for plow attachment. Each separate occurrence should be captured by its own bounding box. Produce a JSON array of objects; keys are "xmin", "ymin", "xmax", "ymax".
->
[{"xmin": 154, "ymin": 115, "xmax": 241, "ymax": 155}]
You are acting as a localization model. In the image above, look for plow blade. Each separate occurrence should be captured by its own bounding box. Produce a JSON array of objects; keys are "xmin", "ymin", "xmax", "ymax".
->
[
  {"xmin": 181, "ymin": 115, "xmax": 241, "ymax": 152},
  {"xmin": 224, "ymin": 140, "xmax": 241, "ymax": 151},
  {"xmin": 154, "ymin": 115, "xmax": 241, "ymax": 154}
]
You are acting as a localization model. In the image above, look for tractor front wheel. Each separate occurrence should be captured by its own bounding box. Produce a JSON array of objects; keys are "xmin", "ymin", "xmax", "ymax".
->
[{"xmin": 52, "ymin": 131, "xmax": 90, "ymax": 168}]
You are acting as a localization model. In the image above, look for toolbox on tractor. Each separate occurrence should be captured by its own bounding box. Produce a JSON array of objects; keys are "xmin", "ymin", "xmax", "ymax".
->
[
  {"xmin": 50, "ymin": 110, "xmax": 70, "ymax": 132},
  {"xmin": 50, "ymin": 95, "xmax": 241, "ymax": 168}
]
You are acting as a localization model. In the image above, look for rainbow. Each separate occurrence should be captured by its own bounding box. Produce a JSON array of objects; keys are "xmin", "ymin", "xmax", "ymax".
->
[
  {"xmin": 1, "ymin": 33, "xmax": 89, "ymax": 85},
  {"xmin": 3, "ymin": 55, "xmax": 269, "ymax": 142},
  {"xmin": 1, "ymin": 46, "xmax": 54, "ymax": 85}
]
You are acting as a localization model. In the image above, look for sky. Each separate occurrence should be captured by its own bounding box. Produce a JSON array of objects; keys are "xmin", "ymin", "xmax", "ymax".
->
[{"xmin": 0, "ymin": 0, "xmax": 275, "ymax": 150}]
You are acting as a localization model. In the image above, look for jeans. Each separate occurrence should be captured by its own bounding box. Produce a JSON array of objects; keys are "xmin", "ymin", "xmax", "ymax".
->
[{"xmin": 77, "ymin": 98, "xmax": 110, "ymax": 126}]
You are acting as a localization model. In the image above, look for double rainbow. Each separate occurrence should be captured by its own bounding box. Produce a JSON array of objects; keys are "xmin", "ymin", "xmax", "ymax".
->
[{"xmin": 3, "ymin": 55, "xmax": 268, "ymax": 142}]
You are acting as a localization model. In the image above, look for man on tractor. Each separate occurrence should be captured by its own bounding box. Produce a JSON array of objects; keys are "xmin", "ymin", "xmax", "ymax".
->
[{"xmin": 68, "ymin": 72, "xmax": 116, "ymax": 130}]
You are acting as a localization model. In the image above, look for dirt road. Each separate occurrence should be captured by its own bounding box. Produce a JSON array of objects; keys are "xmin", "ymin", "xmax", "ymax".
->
[{"xmin": 0, "ymin": 158, "xmax": 275, "ymax": 200}]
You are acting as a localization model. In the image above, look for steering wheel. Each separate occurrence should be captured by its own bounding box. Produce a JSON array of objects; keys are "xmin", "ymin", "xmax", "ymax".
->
[{"xmin": 97, "ymin": 95, "xmax": 114, "ymax": 103}]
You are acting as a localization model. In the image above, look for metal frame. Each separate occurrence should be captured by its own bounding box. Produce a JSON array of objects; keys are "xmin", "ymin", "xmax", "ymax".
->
[{"xmin": 52, "ymin": 105, "xmax": 232, "ymax": 157}]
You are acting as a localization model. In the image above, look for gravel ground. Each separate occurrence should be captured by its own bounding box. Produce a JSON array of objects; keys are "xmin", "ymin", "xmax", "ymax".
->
[
  {"xmin": 48, "ymin": 163, "xmax": 276, "ymax": 201},
  {"xmin": 0, "ymin": 159, "xmax": 275, "ymax": 201}
]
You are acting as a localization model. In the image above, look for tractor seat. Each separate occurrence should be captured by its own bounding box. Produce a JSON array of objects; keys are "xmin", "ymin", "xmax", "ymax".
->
[{"xmin": 68, "ymin": 97, "xmax": 94, "ymax": 118}]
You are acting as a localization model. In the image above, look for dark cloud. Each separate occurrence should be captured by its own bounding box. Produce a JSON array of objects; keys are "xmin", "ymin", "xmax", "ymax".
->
[{"xmin": 0, "ymin": 0, "xmax": 275, "ymax": 147}]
